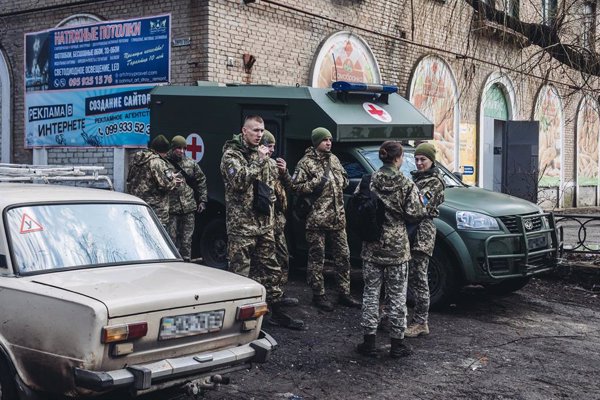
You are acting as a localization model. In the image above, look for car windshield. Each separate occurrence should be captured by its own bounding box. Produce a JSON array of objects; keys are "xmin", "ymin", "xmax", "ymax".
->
[
  {"xmin": 360, "ymin": 149, "xmax": 465, "ymax": 187},
  {"xmin": 6, "ymin": 203, "xmax": 178, "ymax": 274}
]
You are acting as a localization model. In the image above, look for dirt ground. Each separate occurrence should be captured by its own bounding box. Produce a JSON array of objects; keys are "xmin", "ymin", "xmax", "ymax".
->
[{"xmin": 192, "ymin": 273, "xmax": 600, "ymax": 400}]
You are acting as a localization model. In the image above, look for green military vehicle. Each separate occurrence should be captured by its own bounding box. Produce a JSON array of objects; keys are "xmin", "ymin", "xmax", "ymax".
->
[{"xmin": 149, "ymin": 82, "xmax": 559, "ymax": 307}]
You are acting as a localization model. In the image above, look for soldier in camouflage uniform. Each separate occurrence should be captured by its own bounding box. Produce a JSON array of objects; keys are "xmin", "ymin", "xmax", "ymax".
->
[
  {"xmin": 356, "ymin": 141, "xmax": 426, "ymax": 358},
  {"xmin": 221, "ymin": 116, "xmax": 303, "ymax": 330},
  {"xmin": 405, "ymin": 142, "xmax": 445, "ymax": 338},
  {"xmin": 166, "ymin": 135, "xmax": 208, "ymax": 261},
  {"xmin": 291, "ymin": 127, "xmax": 361, "ymax": 311},
  {"xmin": 127, "ymin": 135, "xmax": 180, "ymax": 227},
  {"xmin": 261, "ymin": 131, "xmax": 293, "ymax": 288}
]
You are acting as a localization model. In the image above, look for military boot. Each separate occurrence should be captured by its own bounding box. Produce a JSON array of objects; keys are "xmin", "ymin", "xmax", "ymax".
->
[
  {"xmin": 268, "ymin": 303, "xmax": 305, "ymax": 330},
  {"xmin": 356, "ymin": 334, "xmax": 378, "ymax": 357},
  {"xmin": 338, "ymin": 293, "xmax": 362, "ymax": 308},
  {"xmin": 312, "ymin": 294, "xmax": 334, "ymax": 312},
  {"xmin": 390, "ymin": 338, "xmax": 412, "ymax": 358},
  {"xmin": 404, "ymin": 323, "xmax": 429, "ymax": 338}
]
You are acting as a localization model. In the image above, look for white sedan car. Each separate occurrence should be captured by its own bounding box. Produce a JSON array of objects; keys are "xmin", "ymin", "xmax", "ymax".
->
[{"xmin": 0, "ymin": 184, "xmax": 276, "ymax": 399}]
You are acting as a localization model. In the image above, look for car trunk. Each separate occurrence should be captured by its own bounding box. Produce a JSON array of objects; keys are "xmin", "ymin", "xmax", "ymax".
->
[
  {"xmin": 31, "ymin": 262, "xmax": 266, "ymax": 370},
  {"xmin": 31, "ymin": 262, "xmax": 264, "ymax": 317}
]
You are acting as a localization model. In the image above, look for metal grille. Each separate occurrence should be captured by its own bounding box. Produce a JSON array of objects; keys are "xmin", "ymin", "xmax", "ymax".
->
[{"xmin": 499, "ymin": 214, "xmax": 542, "ymax": 233}]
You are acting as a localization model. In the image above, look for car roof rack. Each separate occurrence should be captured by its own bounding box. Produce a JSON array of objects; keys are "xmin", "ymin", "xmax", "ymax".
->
[{"xmin": 0, "ymin": 163, "xmax": 113, "ymax": 190}]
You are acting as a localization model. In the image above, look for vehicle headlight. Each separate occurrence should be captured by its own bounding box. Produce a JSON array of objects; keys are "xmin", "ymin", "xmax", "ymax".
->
[{"xmin": 456, "ymin": 211, "xmax": 499, "ymax": 230}]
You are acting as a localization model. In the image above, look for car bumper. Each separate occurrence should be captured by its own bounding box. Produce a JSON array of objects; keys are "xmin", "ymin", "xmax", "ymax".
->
[
  {"xmin": 481, "ymin": 212, "xmax": 559, "ymax": 279},
  {"xmin": 73, "ymin": 330, "xmax": 277, "ymax": 392}
]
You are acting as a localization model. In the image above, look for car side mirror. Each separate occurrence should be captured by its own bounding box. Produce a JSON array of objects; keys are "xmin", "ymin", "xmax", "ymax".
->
[
  {"xmin": 453, "ymin": 172, "xmax": 463, "ymax": 182},
  {"xmin": 0, "ymin": 255, "xmax": 7, "ymax": 268}
]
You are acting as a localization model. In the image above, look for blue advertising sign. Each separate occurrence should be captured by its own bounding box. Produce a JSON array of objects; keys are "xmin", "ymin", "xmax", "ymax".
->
[
  {"xmin": 25, "ymin": 15, "xmax": 170, "ymax": 92},
  {"xmin": 463, "ymin": 165, "xmax": 474, "ymax": 175},
  {"xmin": 25, "ymin": 86, "xmax": 153, "ymax": 147},
  {"xmin": 24, "ymin": 15, "xmax": 170, "ymax": 148}
]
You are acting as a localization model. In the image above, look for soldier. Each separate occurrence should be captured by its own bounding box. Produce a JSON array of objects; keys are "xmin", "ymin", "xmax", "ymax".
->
[
  {"xmin": 221, "ymin": 115, "xmax": 304, "ymax": 330},
  {"xmin": 355, "ymin": 141, "xmax": 426, "ymax": 358},
  {"xmin": 127, "ymin": 135, "xmax": 180, "ymax": 227},
  {"xmin": 291, "ymin": 127, "xmax": 361, "ymax": 311},
  {"xmin": 166, "ymin": 135, "xmax": 208, "ymax": 262},
  {"xmin": 261, "ymin": 130, "xmax": 294, "ymax": 289},
  {"xmin": 405, "ymin": 142, "xmax": 445, "ymax": 338}
]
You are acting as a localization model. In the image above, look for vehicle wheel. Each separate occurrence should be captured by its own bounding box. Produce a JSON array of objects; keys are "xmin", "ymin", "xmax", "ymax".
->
[
  {"xmin": 485, "ymin": 277, "xmax": 531, "ymax": 295},
  {"xmin": 199, "ymin": 218, "xmax": 228, "ymax": 269},
  {"xmin": 0, "ymin": 357, "xmax": 18, "ymax": 400},
  {"xmin": 426, "ymin": 245, "xmax": 460, "ymax": 310}
]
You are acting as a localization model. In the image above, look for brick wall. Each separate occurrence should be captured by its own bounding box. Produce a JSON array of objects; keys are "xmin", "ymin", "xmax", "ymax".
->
[{"xmin": 1, "ymin": 0, "xmax": 598, "ymax": 206}]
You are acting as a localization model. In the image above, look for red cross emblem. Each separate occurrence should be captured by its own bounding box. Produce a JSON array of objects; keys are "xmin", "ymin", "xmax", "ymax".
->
[
  {"xmin": 185, "ymin": 133, "xmax": 205, "ymax": 162},
  {"xmin": 362, "ymin": 102, "xmax": 392, "ymax": 123}
]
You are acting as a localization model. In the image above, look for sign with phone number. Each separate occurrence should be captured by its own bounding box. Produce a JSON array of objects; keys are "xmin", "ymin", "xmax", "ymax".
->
[
  {"xmin": 24, "ymin": 15, "xmax": 170, "ymax": 92},
  {"xmin": 25, "ymin": 86, "xmax": 152, "ymax": 148}
]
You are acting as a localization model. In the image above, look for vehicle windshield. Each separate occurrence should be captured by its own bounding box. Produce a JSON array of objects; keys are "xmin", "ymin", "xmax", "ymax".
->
[
  {"xmin": 361, "ymin": 149, "xmax": 465, "ymax": 187},
  {"xmin": 6, "ymin": 203, "xmax": 178, "ymax": 274}
]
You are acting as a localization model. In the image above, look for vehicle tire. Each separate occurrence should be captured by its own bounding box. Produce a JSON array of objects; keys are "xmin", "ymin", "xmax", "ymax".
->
[
  {"xmin": 199, "ymin": 218, "xmax": 228, "ymax": 269},
  {"xmin": 485, "ymin": 277, "xmax": 531, "ymax": 295},
  {"xmin": 0, "ymin": 357, "xmax": 18, "ymax": 400},
  {"xmin": 426, "ymin": 245, "xmax": 460, "ymax": 310}
]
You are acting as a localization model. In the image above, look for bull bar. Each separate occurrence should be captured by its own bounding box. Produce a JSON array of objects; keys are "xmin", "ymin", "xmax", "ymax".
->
[{"xmin": 482, "ymin": 212, "xmax": 560, "ymax": 279}]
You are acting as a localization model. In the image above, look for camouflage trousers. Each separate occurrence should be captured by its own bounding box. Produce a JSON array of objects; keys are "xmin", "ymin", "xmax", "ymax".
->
[
  {"xmin": 306, "ymin": 229, "xmax": 351, "ymax": 296},
  {"xmin": 275, "ymin": 227, "xmax": 289, "ymax": 287},
  {"xmin": 361, "ymin": 261, "xmax": 408, "ymax": 339},
  {"xmin": 168, "ymin": 212, "xmax": 195, "ymax": 261},
  {"xmin": 409, "ymin": 251, "xmax": 430, "ymax": 324},
  {"xmin": 227, "ymin": 232, "xmax": 283, "ymax": 304}
]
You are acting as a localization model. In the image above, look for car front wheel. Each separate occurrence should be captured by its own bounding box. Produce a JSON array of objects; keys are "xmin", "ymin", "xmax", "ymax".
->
[{"xmin": 427, "ymin": 245, "xmax": 460, "ymax": 309}]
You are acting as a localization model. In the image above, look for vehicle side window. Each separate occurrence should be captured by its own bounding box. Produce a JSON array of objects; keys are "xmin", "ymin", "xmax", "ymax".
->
[
  {"xmin": 337, "ymin": 153, "xmax": 367, "ymax": 195},
  {"xmin": 338, "ymin": 153, "xmax": 367, "ymax": 180}
]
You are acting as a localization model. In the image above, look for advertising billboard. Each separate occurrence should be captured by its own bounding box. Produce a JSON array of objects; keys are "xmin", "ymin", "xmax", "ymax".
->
[{"xmin": 24, "ymin": 14, "xmax": 170, "ymax": 148}]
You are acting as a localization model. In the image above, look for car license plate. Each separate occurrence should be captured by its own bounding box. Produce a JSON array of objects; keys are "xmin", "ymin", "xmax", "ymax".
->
[
  {"xmin": 528, "ymin": 236, "xmax": 547, "ymax": 250},
  {"xmin": 159, "ymin": 310, "xmax": 225, "ymax": 340}
]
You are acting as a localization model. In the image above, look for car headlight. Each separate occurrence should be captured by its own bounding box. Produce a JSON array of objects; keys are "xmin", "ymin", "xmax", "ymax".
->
[{"xmin": 456, "ymin": 211, "xmax": 500, "ymax": 230}]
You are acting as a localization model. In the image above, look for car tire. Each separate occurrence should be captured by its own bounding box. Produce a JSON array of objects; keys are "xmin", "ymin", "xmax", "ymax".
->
[
  {"xmin": 485, "ymin": 277, "xmax": 531, "ymax": 295},
  {"xmin": 427, "ymin": 245, "xmax": 460, "ymax": 310},
  {"xmin": 0, "ymin": 357, "xmax": 17, "ymax": 400},
  {"xmin": 199, "ymin": 218, "xmax": 228, "ymax": 269}
]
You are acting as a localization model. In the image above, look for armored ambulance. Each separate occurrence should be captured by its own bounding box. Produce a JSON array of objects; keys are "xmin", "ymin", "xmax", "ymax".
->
[{"xmin": 149, "ymin": 82, "xmax": 559, "ymax": 307}]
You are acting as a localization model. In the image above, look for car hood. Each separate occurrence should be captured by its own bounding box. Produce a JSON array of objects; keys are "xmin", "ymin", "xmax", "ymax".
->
[
  {"xmin": 442, "ymin": 186, "xmax": 541, "ymax": 217},
  {"xmin": 31, "ymin": 262, "xmax": 265, "ymax": 317}
]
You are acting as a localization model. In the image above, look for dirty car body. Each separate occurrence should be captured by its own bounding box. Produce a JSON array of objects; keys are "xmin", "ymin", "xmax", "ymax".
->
[{"xmin": 0, "ymin": 184, "xmax": 275, "ymax": 399}]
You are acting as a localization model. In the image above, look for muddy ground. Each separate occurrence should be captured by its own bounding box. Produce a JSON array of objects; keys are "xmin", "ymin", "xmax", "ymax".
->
[{"xmin": 189, "ymin": 272, "xmax": 600, "ymax": 400}]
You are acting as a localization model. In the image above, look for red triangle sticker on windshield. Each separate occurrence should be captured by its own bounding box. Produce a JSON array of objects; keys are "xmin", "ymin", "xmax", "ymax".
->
[{"xmin": 20, "ymin": 213, "xmax": 44, "ymax": 234}]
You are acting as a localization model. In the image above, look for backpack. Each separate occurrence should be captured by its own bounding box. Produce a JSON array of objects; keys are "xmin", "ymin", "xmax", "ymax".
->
[{"xmin": 347, "ymin": 174, "xmax": 385, "ymax": 242}]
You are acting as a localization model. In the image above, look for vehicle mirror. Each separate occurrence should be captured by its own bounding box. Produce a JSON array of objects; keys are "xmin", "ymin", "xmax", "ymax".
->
[
  {"xmin": 453, "ymin": 172, "xmax": 463, "ymax": 182},
  {"xmin": 0, "ymin": 255, "xmax": 7, "ymax": 268}
]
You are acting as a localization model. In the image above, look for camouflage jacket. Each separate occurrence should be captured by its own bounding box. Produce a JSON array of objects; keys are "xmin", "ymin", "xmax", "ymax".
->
[
  {"xmin": 291, "ymin": 147, "xmax": 348, "ymax": 231},
  {"xmin": 166, "ymin": 151, "xmax": 208, "ymax": 215},
  {"xmin": 127, "ymin": 149, "xmax": 177, "ymax": 225},
  {"xmin": 410, "ymin": 166, "xmax": 445, "ymax": 256},
  {"xmin": 361, "ymin": 164, "xmax": 426, "ymax": 265},
  {"xmin": 221, "ymin": 134, "xmax": 276, "ymax": 236},
  {"xmin": 271, "ymin": 158, "xmax": 291, "ymax": 234}
]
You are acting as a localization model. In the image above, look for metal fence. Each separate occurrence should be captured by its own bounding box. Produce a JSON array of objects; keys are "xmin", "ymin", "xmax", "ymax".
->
[{"xmin": 555, "ymin": 214, "xmax": 600, "ymax": 254}]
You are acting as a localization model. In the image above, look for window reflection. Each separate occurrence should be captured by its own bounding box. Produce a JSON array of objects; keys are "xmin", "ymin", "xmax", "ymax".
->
[{"xmin": 7, "ymin": 203, "xmax": 178, "ymax": 274}]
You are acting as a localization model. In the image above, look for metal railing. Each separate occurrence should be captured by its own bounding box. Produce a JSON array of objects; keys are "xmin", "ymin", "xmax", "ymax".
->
[{"xmin": 555, "ymin": 214, "xmax": 600, "ymax": 254}]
